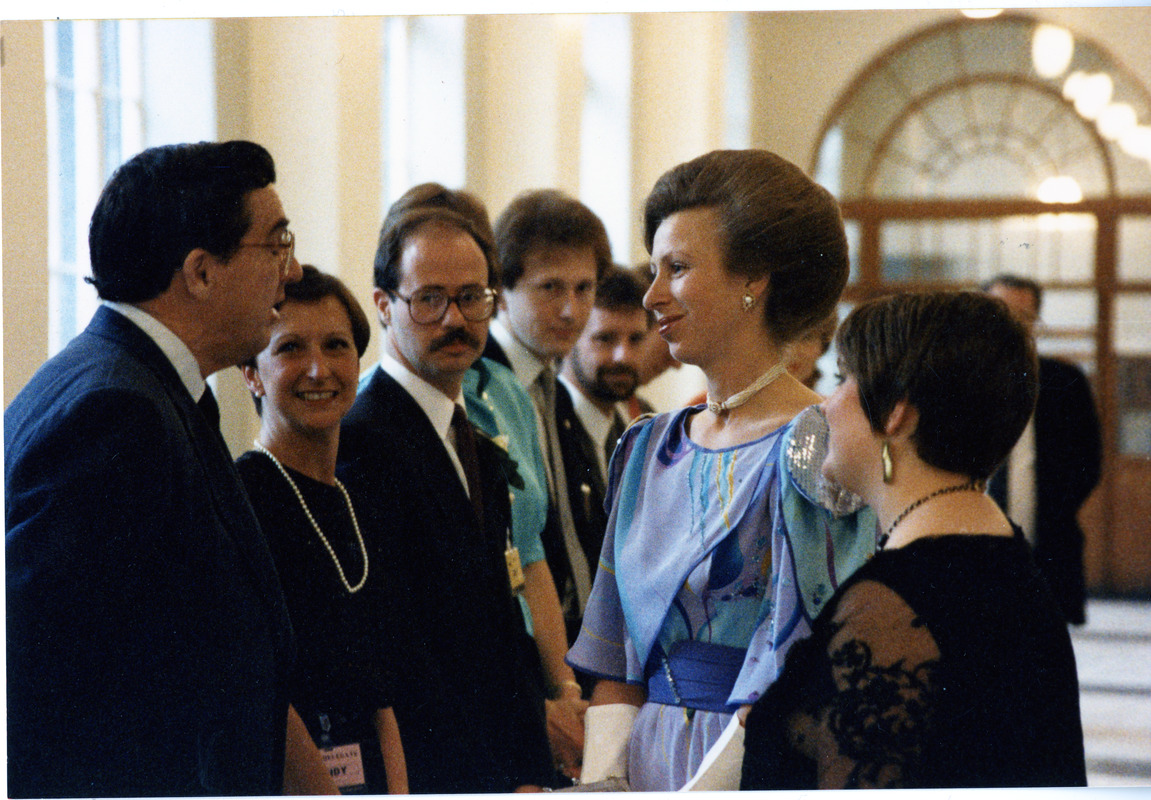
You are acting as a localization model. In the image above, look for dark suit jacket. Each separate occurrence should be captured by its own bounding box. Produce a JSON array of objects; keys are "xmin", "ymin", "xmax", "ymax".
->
[
  {"xmin": 555, "ymin": 381, "xmax": 609, "ymax": 586},
  {"xmin": 5, "ymin": 306, "xmax": 295, "ymax": 797},
  {"xmin": 1033, "ymin": 356, "xmax": 1102, "ymax": 624},
  {"xmin": 336, "ymin": 368, "xmax": 553, "ymax": 793}
]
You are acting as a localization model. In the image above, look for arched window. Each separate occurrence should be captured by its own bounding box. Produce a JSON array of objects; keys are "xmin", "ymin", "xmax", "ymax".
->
[
  {"xmin": 813, "ymin": 13, "xmax": 1151, "ymax": 594},
  {"xmin": 817, "ymin": 14, "xmax": 1151, "ymax": 201}
]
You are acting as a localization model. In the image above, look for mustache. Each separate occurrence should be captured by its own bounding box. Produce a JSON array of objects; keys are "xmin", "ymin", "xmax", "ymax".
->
[{"xmin": 430, "ymin": 328, "xmax": 483, "ymax": 351}]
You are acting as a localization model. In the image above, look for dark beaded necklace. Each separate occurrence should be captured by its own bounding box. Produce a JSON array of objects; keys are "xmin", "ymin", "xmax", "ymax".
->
[{"xmin": 878, "ymin": 480, "xmax": 985, "ymax": 550}]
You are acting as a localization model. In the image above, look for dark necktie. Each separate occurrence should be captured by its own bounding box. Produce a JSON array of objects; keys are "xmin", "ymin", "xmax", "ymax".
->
[
  {"xmin": 605, "ymin": 411, "xmax": 627, "ymax": 480},
  {"xmin": 198, "ymin": 386, "xmax": 221, "ymax": 429},
  {"xmin": 450, "ymin": 405, "xmax": 484, "ymax": 520}
]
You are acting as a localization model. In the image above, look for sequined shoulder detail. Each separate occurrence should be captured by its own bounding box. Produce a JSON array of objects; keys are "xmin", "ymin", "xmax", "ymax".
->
[{"xmin": 786, "ymin": 405, "xmax": 865, "ymax": 517}]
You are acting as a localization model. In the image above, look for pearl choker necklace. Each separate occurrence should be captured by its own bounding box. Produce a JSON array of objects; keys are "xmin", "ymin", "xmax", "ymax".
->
[
  {"xmin": 254, "ymin": 441, "xmax": 369, "ymax": 593},
  {"xmin": 706, "ymin": 361, "xmax": 787, "ymax": 415}
]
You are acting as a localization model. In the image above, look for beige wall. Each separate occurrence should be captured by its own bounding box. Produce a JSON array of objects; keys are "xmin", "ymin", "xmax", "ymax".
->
[
  {"xmin": 6, "ymin": 10, "xmax": 1151, "ymax": 447},
  {"xmin": 3, "ymin": 20, "xmax": 49, "ymax": 407},
  {"xmin": 216, "ymin": 17, "xmax": 388, "ymax": 449}
]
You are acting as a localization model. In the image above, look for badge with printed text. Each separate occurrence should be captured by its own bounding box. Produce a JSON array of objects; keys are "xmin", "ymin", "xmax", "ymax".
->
[
  {"xmin": 321, "ymin": 742, "xmax": 365, "ymax": 791},
  {"xmin": 505, "ymin": 544, "xmax": 525, "ymax": 594}
]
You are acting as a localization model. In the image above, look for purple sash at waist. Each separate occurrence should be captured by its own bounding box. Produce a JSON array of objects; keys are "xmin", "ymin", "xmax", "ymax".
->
[{"xmin": 644, "ymin": 640, "xmax": 745, "ymax": 713}]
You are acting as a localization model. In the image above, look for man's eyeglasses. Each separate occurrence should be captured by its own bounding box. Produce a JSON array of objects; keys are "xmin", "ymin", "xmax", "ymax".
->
[
  {"xmin": 237, "ymin": 229, "xmax": 295, "ymax": 275},
  {"xmin": 394, "ymin": 286, "xmax": 497, "ymax": 325}
]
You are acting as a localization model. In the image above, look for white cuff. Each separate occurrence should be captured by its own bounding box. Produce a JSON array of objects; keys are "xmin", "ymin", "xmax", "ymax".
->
[
  {"xmin": 580, "ymin": 703, "xmax": 638, "ymax": 784},
  {"xmin": 679, "ymin": 714, "xmax": 745, "ymax": 791}
]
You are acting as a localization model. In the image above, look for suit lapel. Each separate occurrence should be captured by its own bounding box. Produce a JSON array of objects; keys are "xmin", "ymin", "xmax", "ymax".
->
[
  {"xmin": 556, "ymin": 381, "xmax": 607, "ymax": 503},
  {"xmin": 364, "ymin": 369, "xmax": 485, "ymax": 530},
  {"xmin": 88, "ymin": 308, "xmax": 293, "ymax": 654}
]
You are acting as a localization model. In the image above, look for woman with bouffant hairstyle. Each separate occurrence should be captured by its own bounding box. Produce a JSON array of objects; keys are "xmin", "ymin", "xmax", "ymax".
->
[{"xmin": 568, "ymin": 150, "xmax": 876, "ymax": 791}]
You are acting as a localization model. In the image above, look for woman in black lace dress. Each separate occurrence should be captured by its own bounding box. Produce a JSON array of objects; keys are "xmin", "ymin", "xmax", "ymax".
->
[{"xmin": 740, "ymin": 291, "xmax": 1087, "ymax": 789}]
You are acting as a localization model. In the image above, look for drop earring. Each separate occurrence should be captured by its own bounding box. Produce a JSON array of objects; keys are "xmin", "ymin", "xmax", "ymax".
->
[
  {"xmin": 742, "ymin": 293, "xmax": 755, "ymax": 311},
  {"xmin": 881, "ymin": 441, "xmax": 894, "ymax": 484}
]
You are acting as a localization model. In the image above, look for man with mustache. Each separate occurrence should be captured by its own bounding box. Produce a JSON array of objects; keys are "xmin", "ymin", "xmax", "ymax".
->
[
  {"xmin": 337, "ymin": 194, "xmax": 555, "ymax": 792},
  {"xmin": 557, "ymin": 265, "xmax": 652, "ymax": 565},
  {"xmin": 484, "ymin": 190, "xmax": 612, "ymax": 645}
]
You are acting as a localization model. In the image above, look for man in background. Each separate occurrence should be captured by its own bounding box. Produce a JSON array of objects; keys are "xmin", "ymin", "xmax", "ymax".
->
[
  {"xmin": 338, "ymin": 193, "xmax": 555, "ymax": 792},
  {"xmin": 983, "ymin": 273, "xmax": 1103, "ymax": 624},
  {"xmin": 557, "ymin": 264, "xmax": 651, "ymax": 578},
  {"xmin": 484, "ymin": 189, "xmax": 612, "ymax": 641},
  {"xmin": 6, "ymin": 141, "xmax": 301, "ymax": 795}
]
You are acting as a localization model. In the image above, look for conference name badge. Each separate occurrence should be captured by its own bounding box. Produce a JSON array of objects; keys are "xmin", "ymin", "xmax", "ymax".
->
[{"xmin": 321, "ymin": 742, "xmax": 365, "ymax": 791}]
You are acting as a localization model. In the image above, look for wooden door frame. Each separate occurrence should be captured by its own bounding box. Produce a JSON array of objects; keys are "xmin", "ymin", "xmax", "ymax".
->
[{"xmin": 839, "ymin": 195, "xmax": 1151, "ymax": 593}]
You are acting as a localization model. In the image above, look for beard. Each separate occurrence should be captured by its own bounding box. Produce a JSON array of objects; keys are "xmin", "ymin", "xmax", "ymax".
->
[{"xmin": 581, "ymin": 363, "xmax": 640, "ymax": 403}]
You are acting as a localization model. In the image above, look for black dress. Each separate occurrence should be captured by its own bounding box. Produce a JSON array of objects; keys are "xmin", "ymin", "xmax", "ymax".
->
[
  {"xmin": 741, "ymin": 533, "xmax": 1087, "ymax": 789},
  {"xmin": 238, "ymin": 451, "xmax": 398, "ymax": 794}
]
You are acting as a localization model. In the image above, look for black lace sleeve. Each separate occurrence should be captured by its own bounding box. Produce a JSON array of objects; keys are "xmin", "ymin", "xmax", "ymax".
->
[
  {"xmin": 789, "ymin": 579, "xmax": 942, "ymax": 788},
  {"xmin": 743, "ymin": 577, "xmax": 944, "ymax": 790}
]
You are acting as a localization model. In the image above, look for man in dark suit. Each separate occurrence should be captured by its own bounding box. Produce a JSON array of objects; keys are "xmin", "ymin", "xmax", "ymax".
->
[
  {"xmin": 483, "ymin": 189, "xmax": 611, "ymax": 641},
  {"xmin": 984, "ymin": 274, "xmax": 1103, "ymax": 624},
  {"xmin": 337, "ymin": 196, "xmax": 555, "ymax": 792},
  {"xmin": 557, "ymin": 265, "xmax": 652, "ymax": 579},
  {"xmin": 5, "ymin": 141, "xmax": 302, "ymax": 796}
]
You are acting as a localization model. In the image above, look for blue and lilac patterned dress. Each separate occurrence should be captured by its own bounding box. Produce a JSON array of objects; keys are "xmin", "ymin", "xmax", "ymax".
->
[{"xmin": 566, "ymin": 405, "xmax": 876, "ymax": 791}]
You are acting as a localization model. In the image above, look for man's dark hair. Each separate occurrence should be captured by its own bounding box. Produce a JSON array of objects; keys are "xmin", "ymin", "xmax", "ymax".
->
[
  {"xmin": 837, "ymin": 290, "xmax": 1039, "ymax": 481},
  {"xmin": 373, "ymin": 183, "xmax": 498, "ymax": 294},
  {"xmin": 88, "ymin": 141, "xmax": 276, "ymax": 303},
  {"xmin": 596, "ymin": 264, "xmax": 652, "ymax": 325},
  {"xmin": 981, "ymin": 273, "xmax": 1043, "ymax": 312},
  {"xmin": 493, "ymin": 189, "xmax": 611, "ymax": 290}
]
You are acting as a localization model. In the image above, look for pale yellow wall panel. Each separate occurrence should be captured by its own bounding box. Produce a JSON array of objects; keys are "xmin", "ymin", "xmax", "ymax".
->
[{"xmin": 3, "ymin": 20, "xmax": 50, "ymax": 409}]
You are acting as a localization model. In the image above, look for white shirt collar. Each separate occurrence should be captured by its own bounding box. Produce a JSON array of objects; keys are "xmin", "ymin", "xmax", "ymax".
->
[
  {"xmin": 379, "ymin": 352, "xmax": 464, "ymax": 441},
  {"xmin": 102, "ymin": 300, "xmax": 205, "ymax": 400},
  {"xmin": 490, "ymin": 317, "xmax": 552, "ymax": 388}
]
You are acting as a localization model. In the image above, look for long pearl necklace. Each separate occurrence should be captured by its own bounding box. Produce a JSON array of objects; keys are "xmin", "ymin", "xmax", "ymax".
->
[
  {"xmin": 706, "ymin": 361, "xmax": 787, "ymax": 415},
  {"xmin": 254, "ymin": 441, "xmax": 369, "ymax": 594},
  {"xmin": 879, "ymin": 480, "xmax": 984, "ymax": 550}
]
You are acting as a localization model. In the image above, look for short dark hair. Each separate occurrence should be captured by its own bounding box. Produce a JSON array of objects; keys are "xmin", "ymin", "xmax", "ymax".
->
[
  {"xmin": 247, "ymin": 264, "xmax": 370, "ymax": 415},
  {"xmin": 373, "ymin": 183, "xmax": 498, "ymax": 294},
  {"xmin": 596, "ymin": 264, "xmax": 652, "ymax": 325},
  {"xmin": 494, "ymin": 189, "xmax": 612, "ymax": 289},
  {"xmin": 836, "ymin": 291, "xmax": 1039, "ymax": 481},
  {"xmin": 981, "ymin": 273, "xmax": 1043, "ymax": 312},
  {"xmin": 644, "ymin": 149, "xmax": 848, "ymax": 343},
  {"xmin": 88, "ymin": 141, "xmax": 276, "ymax": 302}
]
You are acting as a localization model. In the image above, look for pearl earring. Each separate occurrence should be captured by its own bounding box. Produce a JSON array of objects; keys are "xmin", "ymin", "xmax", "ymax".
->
[{"xmin": 742, "ymin": 293, "xmax": 755, "ymax": 311}]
